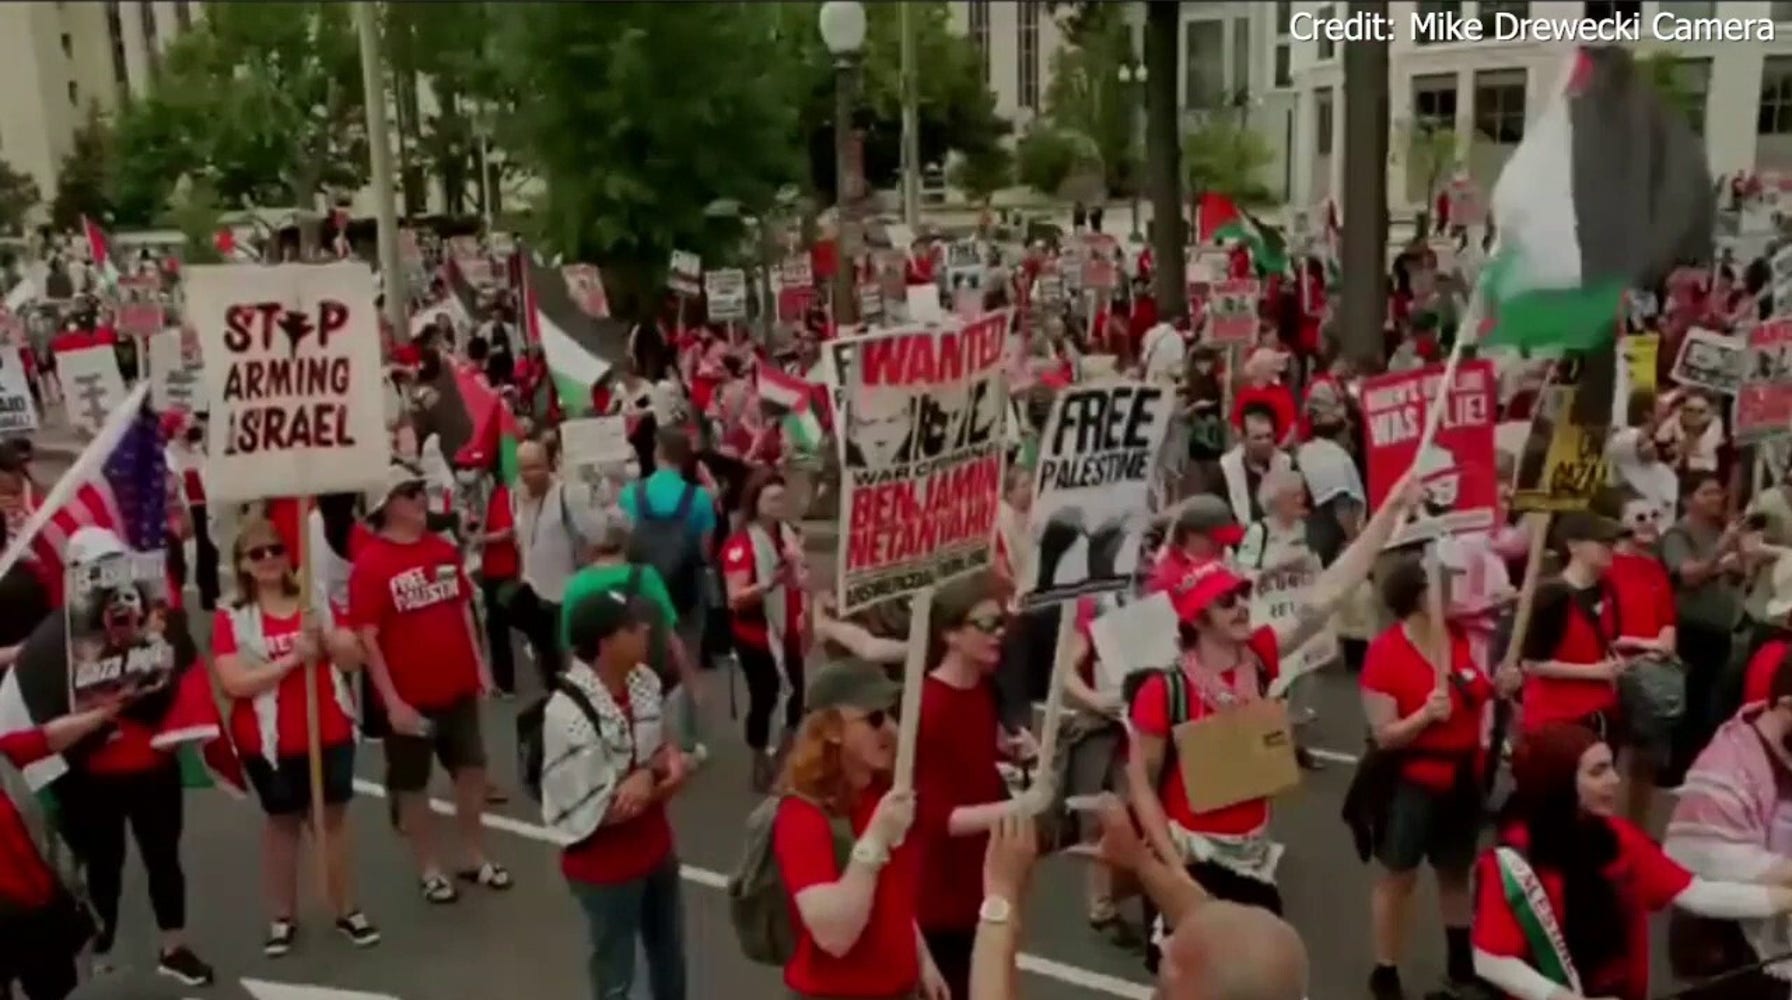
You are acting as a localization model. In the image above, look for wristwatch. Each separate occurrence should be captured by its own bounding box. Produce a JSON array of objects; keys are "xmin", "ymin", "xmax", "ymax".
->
[
  {"xmin": 849, "ymin": 839, "xmax": 889, "ymax": 869},
  {"xmin": 978, "ymin": 895, "xmax": 1014, "ymax": 925}
]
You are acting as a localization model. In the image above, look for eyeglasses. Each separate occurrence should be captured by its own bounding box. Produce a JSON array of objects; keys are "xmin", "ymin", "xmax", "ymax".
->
[
  {"xmin": 852, "ymin": 708, "xmax": 896, "ymax": 729},
  {"xmin": 245, "ymin": 544, "xmax": 286, "ymax": 562},
  {"xmin": 961, "ymin": 615, "xmax": 1006, "ymax": 635}
]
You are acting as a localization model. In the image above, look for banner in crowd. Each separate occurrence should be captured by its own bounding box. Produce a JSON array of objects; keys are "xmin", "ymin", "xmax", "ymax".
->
[
  {"xmin": 1208, "ymin": 279, "xmax": 1260, "ymax": 343},
  {"xmin": 65, "ymin": 549, "xmax": 174, "ymax": 713},
  {"xmin": 58, "ymin": 344, "xmax": 127, "ymax": 437},
  {"xmin": 1671, "ymin": 327, "xmax": 1744, "ymax": 396},
  {"xmin": 1362, "ymin": 359, "xmax": 1498, "ymax": 546},
  {"xmin": 1246, "ymin": 552, "xmax": 1337, "ymax": 682},
  {"xmin": 1022, "ymin": 379, "xmax": 1173, "ymax": 609},
  {"xmin": 778, "ymin": 255, "xmax": 814, "ymax": 291},
  {"xmin": 147, "ymin": 327, "xmax": 204, "ymax": 415},
  {"xmin": 116, "ymin": 302, "xmax": 166, "ymax": 338},
  {"xmin": 559, "ymin": 415, "xmax": 633, "ymax": 494},
  {"xmin": 185, "ymin": 263, "xmax": 390, "ymax": 503},
  {"xmin": 0, "ymin": 346, "xmax": 36, "ymax": 435},
  {"xmin": 704, "ymin": 268, "xmax": 748, "ymax": 321},
  {"xmin": 668, "ymin": 251, "xmax": 702, "ymax": 297},
  {"xmin": 1513, "ymin": 357, "xmax": 1606, "ymax": 512},
  {"xmin": 835, "ymin": 310, "xmax": 1010, "ymax": 613},
  {"xmin": 946, "ymin": 241, "xmax": 982, "ymax": 288},
  {"xmin": 1735, "ymin": 318, "xmax": 1792, "ymax": 444},
  {"xmin": 860, "ymin": 280, "xmax": 884, "ymax": 322},
  {"xmin": 1613, "ymin": 332, "xmax": 1660, "ymax": 426}
]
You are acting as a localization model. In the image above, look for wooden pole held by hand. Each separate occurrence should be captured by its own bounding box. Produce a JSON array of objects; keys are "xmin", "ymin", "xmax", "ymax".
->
[
  {"xmin": 295, "ymin": 495, "xmax": 331, "ymax": 911},
  {"xmin": 891, "ymin": 586, "xmax": 935, "ymax": 795}
]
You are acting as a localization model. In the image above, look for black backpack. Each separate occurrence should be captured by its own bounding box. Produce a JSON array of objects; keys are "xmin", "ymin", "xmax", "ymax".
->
[
  {"xmin": 517, "ymin": 678, "xmax": 604, "ymax": 802},
  {"xmin": 627, "ymin": 481, "xmax": 704, "ymax": 613}
]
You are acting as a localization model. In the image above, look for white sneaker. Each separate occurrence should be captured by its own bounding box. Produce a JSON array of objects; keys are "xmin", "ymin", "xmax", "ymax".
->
[{"xmin": 688, "ymin": 743, "xmax": 710, "ymax": 767}]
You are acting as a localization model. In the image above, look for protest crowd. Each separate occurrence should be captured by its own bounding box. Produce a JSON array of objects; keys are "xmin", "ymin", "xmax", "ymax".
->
[{"xmin": 13, "ymin": 42, "xmax": 1792, "ymax": 1000}]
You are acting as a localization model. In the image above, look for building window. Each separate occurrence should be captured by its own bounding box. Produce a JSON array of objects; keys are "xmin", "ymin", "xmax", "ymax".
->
[
  {"xmin": 1413, "ymin": 0, "xmax": 1458, "ymax": 45},
  {"xmin": 1760, "ymin": 56, "xmax": 1792, "ymax": 136},
  {"xmin": 1275, "ymin": 0, "xmax": 1293, "ymax": 35},
  {"xmin": 1413, "ymin": 73, "xmax": 1458, "ymax": 132},
  {"xmin": 1185, "ymin": 19, "xmax": 1226, "ymax": 109},
  {"xmin": 1584, "ymin": 1, "xmax": 1641, "ymax": 21},
  {"xmin": 1776, "ymin": 0, "xmax": 1792, "ymax": 22},
  {"xmin": 1669, "ymin": 57, "xmax": 1711, "ymax": 135},
  {"xmin": 1018, "ymin": 2, "xmax": 1039, "ymax": 112},
  {"xmin": 1473, "ymin": 68, "xmax": 1526, "ymax": 144},
  {"xmin": 1658, "ymin": 1, "xmax": 1715, "ymax": 16},
  {"xmin": 67, "ymin": 81, "xmax": 79, "ymax": 107},
  {"xmin": 1316, "ymin": 87, "xmax": 1334, "ymax": 156},
  {"xmin": 174, "ymin": 0, "xmax": 192, "ymax": 31},
  {"xmin": 1316, "ymin": 4, "xmax": 1336, "ymax": 59},
  {"xmin": 968, "ymin": 0, "xmax": 990, "ymax": 85},
  {"xmin": 1231, "ymin": 18, "xmax": 1250, "ymax": 99},
  {"xmin": 60, "ymin": 32, "xmax": 72, "ymax": 59},
  {"xmin": 1274, "ymin": 44, "xmax": 1291, "ymax": 88},
  {"xmin": 107, "ymin": 1, "xmax": 127, "ymax": 91}
]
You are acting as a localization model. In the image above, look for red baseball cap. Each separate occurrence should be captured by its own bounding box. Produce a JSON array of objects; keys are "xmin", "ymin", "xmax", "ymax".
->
[{"xmin": 1170, "ymin": 559, "xmax": 1252, "ymax": 623}]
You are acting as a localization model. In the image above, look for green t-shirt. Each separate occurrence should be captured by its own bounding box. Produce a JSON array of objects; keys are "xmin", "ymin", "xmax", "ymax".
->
[{"xmin": 560, "ymin": 562, "xmax": 679, "ymax": 647}]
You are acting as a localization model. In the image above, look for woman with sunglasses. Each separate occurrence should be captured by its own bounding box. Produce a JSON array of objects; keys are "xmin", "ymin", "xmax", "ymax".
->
[
  {"xmin": 722, "ymin": 470, "xmax": 808, "ymax": 793},
  {"xmin": 213, "ymin": 517, "xmax": 379, "ymax": 957}
]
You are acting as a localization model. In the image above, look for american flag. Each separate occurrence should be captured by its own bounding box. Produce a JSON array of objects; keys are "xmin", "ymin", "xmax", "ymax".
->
[{"xmin": 31, "ymin": 398, "xmax": 167, "ymax": 586}]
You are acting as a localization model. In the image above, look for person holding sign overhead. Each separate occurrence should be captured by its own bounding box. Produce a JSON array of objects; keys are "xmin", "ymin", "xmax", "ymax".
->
[{"xmin": 211, "ymin": 517, "xmax": 379, "ymax": 958}]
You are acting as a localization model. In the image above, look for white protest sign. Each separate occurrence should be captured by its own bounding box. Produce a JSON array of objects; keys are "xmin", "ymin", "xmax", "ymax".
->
[
  {"xmin": 704, "ymin": 268, "xmax": 749, "ymax": 321},
  {"xmin": 1024, "ymin": 380, "xmax": 1172, "ymax": 608},
  {"xmin": 147, "ymin": 328, "xmax": 204, "ymax": 414},
  {"xmin": 186, "ymin": 263, "xmax": 390, "ymax": 503},
  {"xmin": 669, "ymin": 250, "xmax": 702, "ymax": 297},
  {"xmin": 946, "ymin": 240, "xmax": 983, "ymax": 286},
  {"xmin": 1247, "ymin": 551, "xmax": 1337, "ymax": 685},
  {"xmin": 560, "ymin": 415, "xmax": 633, "ymax": 474},
  {"xmin": 1089, "ymin": 592, "xmax": 1180, "ymax": 694},
  {"xmin": 58, "ymin": 345, "xmax": 126, "ymax": 437},
  {"xmin": 778, "ymin": 255, "xmax": 814, "ymax": 291},
  {"xmin": 0, "ymin": 347, "xmax": 37, "ymax": 435},
  {"xmin": 905, "ymin": 285, "xmax": 943, "ymax": 324},
  {"xmin": 1670, "ymin": 326, "xmax": 1745, "ymax": 396},
  {"xmin": 835, "ymin": 311, "xmax": 1009, "ymax": 613}
]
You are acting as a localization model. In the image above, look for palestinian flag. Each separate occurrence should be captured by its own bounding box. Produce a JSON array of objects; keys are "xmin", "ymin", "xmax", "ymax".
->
[
  {"xmin": 1474, "ymin": 47, "xmax": 1711, "ymax": 420},
  {"xmin": 453, "ymin": 363, "xmax": 520, "ymax": 485},
  {"xmin": 1193, "ymin": 193, "xmax": 1288, "ymax": 275},
  {"xmin": 82, "ymin": 216, "xmax": 120, "ymax": 293},
  {"xmin": 524, "ymin": 252, "xmax": 613, "ymax": 418}
]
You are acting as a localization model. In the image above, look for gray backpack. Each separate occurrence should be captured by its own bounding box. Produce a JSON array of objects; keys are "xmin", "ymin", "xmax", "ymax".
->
[{"xmin": 727, "ymin": 795, "xmax": 855, "ymax": 966}]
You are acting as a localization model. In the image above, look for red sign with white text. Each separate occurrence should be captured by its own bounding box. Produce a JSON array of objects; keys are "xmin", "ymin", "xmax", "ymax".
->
[{"xmin": 1362, "ymin": 359, "xmax": 1498, "ymax": 546}]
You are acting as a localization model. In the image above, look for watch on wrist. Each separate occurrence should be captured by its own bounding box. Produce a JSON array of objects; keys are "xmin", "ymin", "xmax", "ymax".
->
[
  {"xmin": 849, "ymin": 838, "xmax": 889, "ymax": 869},
  {"xmin": 978, "ymin": 895, "xmax": 1014, "ymax": 925}
]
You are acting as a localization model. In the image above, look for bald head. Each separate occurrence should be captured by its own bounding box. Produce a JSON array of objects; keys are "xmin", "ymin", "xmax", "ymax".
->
[
  {"xmin": 1160, "ymin": 902, "xmax": 1307, "ymax": 1000},
  {"xmin": 517, "ymin": 440, "xmax": 551, "ymax": 495}
]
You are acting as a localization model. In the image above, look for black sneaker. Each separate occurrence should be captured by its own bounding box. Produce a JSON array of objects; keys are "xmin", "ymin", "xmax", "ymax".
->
[
  {"xmin": 157, "ymin": 946, "xmax": 215, "ymax": 987},
  {"xmin": 335, "ymin": 911, "xmax": 382, "ymax": 948},
  {"xmin": 1369, "ymin": 964, "xmax": 1406, "ymax": 1000},
  {"xmin": 263, "ymin": 919, "xmax": 296, "ymax": 958}
]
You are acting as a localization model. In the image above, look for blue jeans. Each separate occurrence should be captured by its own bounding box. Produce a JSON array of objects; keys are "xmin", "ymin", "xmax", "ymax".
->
[{"xmin": 569, "ymin": 857, "xmax": 687, "ymax": 1000}]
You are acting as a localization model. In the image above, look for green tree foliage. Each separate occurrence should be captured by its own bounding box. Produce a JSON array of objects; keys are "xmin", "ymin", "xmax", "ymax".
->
[
  {"xmin": 51, "ymin": 107, "xmax": 113, "ymax": 230},
  {"xmin": 383, "ymin": 2, "xmax": 512, "ymax": 217},
  {"xmin": 163, "ymin": 175, "xmax": 225, "ymax": 264},
  {"xmin": 1016, "ymin": 125, "xmax": 1101, "ymax": 199},
  {"xmin": 1042, "ymin": 1, "xmax": 1137, "ymax": 196},
  {"xmin": 1401, "ymin": 119, "xmax": 1458, "ymax": 223},
  {"xmin": 1183, "ymin": 117, "xmax": 1275, "ymax": 207},
  {"xmin": 769, "ymin": 1, "xmax": 1006, "ymax": 198},
  {"xmin": 492, "ymin": 2, "xmax": 803, "ymax": 317},
  {"xmin": 948, "ymin": 144, "xmax": 1014, "ymax": 206},
  {"xmin": 109, "ymin": 2, "xmax": 366, "ymax": 244},
  {"xmin": 0, "ymin": 159, "xmax": 40, "ymax": 235}
]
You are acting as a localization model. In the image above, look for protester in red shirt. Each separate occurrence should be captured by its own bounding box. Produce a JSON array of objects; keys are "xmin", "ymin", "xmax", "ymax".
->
[
  {"xmin": 1515, "ymin": 513, "xmax": 1627, "ymax": 738},
  {"xmin": 1358, "ymin": 557, "xmax": 1494, "ymax": 1000},
  {"xmin": 1471, "ymin": 723, "xmax": 1792, "ymax": 1000},
  {"xmin": 349, "ymin": 460, "xmax": 506, "ymax": 903},
  {"xmin": 1229, "ymin": 348, "xmax": 1299, "ymax": 445},
  {"xmin": 772, "ymin": 660, "xmax": 947, "ymax": 1000},
  {"xmin": 722, "ymin": 472, "xmax": 809, "ymax": 792},
  {"xmin": 0, "ymin": 701, "xmax": 124, "ymax": 1000},
  {"xmin": 212, "ymin": 516, "xmax": 378, "ymax": 954}
]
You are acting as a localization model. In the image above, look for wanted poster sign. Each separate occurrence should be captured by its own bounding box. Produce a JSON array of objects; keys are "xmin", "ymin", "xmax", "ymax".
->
[
  {"xmin": 1208, "ymin": 279, "xmax": 1260, "ymax": 343},
  {"xmin": 186, "ymin": 263, "xmax": 390, "ymax": 503},
  {"xmin": 1362, "ymin": 359, "xmax": 1498, "ymax": 546},
  {"xmin": 704, "ymin": 268, "xmax": 748, "ymax": 321},
  {"xmin": 1735, "ymin": 319, "xmax": 1792, "ymax": 444},
  {"xmin": 1671, "ymin": 327, "xmax": 1745, "ymax": 396},
  {"xmin": 0, "ymin": 347, "xmax": 36, "ymax": 435},
  {"xmin": 66, "ymin": 550, "xmax": 175, "ymax": 713},
  {"xmin": 147, "ymin": 327, "xmax": 204, "ymax": 414},
  {"xmin": 1023, "ymin": 380, "xmax": 1173, "ymax": 608},
  {"xmin": 1512, "ymin": 357, "xmax": 1606, "ymax": 513},
  {"xmin": 669, "ymin": 251, "xmax": 702, "ymax": 297},
  {"xmin": 835, "ymin": 310, "xmax": 1009, "ymax": 613},
  {"xmin": 58, "ymin": 344, "xmax": 127, "ymax": 437}
]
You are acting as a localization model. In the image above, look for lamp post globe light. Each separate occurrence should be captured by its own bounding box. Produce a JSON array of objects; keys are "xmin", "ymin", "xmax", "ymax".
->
[
  {"xmin": 820, "ymin": 0, "xmax": 866, "ymax": 325},
  {"xmin": 1117, "ymin": 61, "xmax": 1148, "ymax": 241}
]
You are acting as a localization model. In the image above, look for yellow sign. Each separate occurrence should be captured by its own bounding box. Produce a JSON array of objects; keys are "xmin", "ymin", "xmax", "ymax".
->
[{"xmin": 1512, "ymin": 360, "xmax": 1608, "ymax": 513}]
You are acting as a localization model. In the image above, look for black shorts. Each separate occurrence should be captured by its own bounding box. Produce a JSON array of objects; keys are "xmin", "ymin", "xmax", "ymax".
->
[
  {"xmin": 244, "ymin": 743, "xmax": 356, "ymax": 817},
  {"xmin": 1375, "ymin": 778, "xmax": 1482, "ymax": 874},
  {"xmin": 383, "ymin": 696, "xmax": 487, "ymax": 793}
]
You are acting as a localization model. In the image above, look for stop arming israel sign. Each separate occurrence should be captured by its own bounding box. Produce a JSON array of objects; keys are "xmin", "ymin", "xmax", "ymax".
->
[{"xmin": 185, "ymin": 263, "xmax": 390, "ymax": 503}]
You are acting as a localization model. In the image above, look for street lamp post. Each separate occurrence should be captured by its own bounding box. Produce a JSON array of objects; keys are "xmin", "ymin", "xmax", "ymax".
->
[
  {"xmin": 1117, "ymin": 60, "xmax": 1148, "ymax": 244},
  {"xmin": 819, "ymin": 1, "xmax": 865, "ymax": 328}
]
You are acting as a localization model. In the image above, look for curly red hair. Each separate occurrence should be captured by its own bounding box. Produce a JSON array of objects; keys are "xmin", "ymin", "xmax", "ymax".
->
[{"xmin": 775, "ymin": 709, "xmax": 857, "ymax": 816}]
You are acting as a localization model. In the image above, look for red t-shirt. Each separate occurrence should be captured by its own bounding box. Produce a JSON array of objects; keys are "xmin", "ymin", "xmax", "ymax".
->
[
  {"xmin": 1128, "ymin": 628, "xmax": 1282, "ymax": 836},
  {"xmin": 561, "ymin": 687, "xmax": 674, "ymax": 886},
  {"xmin": 480, "ymin": 484, "xmax": 520, "ymax": 581},
  {"xmin": 0, "ymin": 728, "xmax": 56, "ymax": 909},
  {"xmin": 1744, "ymin": 638, "xmax": 1790, "ymax": 705},
  {"xmin": 1472, "ymin": 817, "xmax": 1690, "ymax": 1000},
  {"xmin": 1360, "ymin": 624, "xmax": 1492, "ymax": 792},
  {"xmin": 720, "ymin": 527, "xmax": 806, "ymax": 653},
  {"xmin": 773, "ymin": 788, "xmax": 923, "ymax": 998},
  {"xmin": 1605, "ymin": 552, "xmax": 1674, "ymax": 642},
  {"xmin": 1521, "ymin": 587, "xmax": 1618, "ymax": 732},
  {"xmin": 213, "ymin": 607, "xmax": 355, "ymax": 760},
  {"xmin": 913, "ymin": 674, "xmax": 1007, "ymax": 931},
  {"xmin": 82, "ymin": 660, "xmax": 220, "ymax": 775},
  {"xmin": 347, "ymin": 532, "xmax": 481, "ymax": 711}
]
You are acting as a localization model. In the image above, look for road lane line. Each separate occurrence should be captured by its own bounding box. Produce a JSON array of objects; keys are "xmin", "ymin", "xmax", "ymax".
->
[
  {"xmin": 1306, "ymin": 747, "xmax": 1361, "ymax": 765},
  {"xmin": 351, "ymin": 778, "xmax": 1153, "ymax": 999}
]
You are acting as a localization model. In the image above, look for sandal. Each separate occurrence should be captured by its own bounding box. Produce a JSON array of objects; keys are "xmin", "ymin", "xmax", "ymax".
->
[
  {"xmin": 457, "ymin": 861, "xmax": 513, "ymax": 890},
  {"xmin": 420, "ymin": 874, "xmax": 459, "ymax": 904}
]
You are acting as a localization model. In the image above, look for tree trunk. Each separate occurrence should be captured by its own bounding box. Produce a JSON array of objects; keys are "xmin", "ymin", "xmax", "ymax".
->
[
  {"xmin": 1143, "ymin": 0, "xmax": 1185, "ymax": 322},
  {"xmin": 1339, "ymin": 2, "xmax": 1390, "ymax": 371}
]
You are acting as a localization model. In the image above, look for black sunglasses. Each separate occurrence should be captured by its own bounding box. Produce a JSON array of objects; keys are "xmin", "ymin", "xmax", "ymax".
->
[
  {"xmin": 961, "ymin": 614, "xmax": 1007, "ymax": 635},
  {"xmin": 857, "ymin": 708, "xmax": 897, "ymax": 728},
  {"xmin": 245, "ymin": 544, "xmax": 286, "ymax": 561}
]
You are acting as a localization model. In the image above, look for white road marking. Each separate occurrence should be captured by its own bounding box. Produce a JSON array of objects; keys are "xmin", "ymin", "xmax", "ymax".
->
[
  {"xmin": 1306, "ymin": 746, "xmax": 1361, "ymax": 765},
  {"xmin": 351, "ymin": 779, "xmax": 1154, "ymax": 999},
  {"xmin": 240, "ymin": 978, "xmax": 403, "ymax": 1000}
]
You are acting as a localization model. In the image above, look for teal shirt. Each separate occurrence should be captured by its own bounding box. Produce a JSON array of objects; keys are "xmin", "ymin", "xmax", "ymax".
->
[
  {"xmin": 619, "ymin": 469, "xmax": 717, "ymax": 541},
  {"xmin": 560, "ymin": 562, "xmax": 680, "ymax": 646}
]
